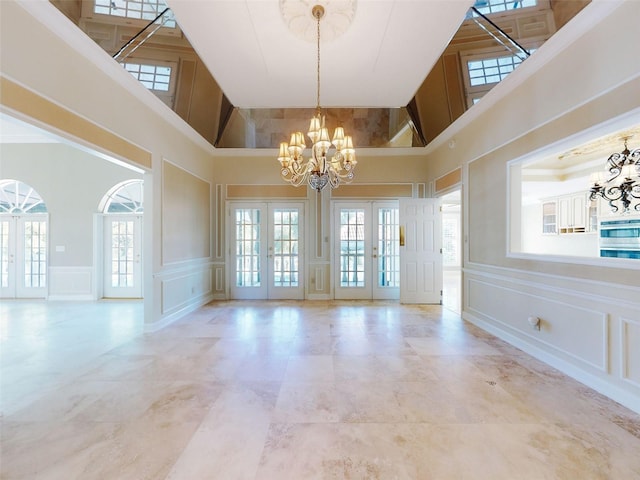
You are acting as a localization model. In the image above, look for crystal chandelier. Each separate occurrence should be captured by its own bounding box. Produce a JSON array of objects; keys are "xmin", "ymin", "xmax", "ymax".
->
[
  {"xmin": 589, "ymin": 138, "xmax": 640, "ymax": 213},
  {"xmin": 277, "ymin": 4, "xmax": 357, "ymax": 192}
]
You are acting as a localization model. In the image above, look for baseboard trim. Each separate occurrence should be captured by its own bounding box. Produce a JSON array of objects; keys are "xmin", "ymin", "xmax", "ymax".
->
[
  {"xmin": 47, "ymin": 294, "xmax": 95, "ymax": 301},
  {"xmin": 144, "ymin": 293, "xmax": 214, "ymax": 333},
  {"xmin": 463, "ymin": 310, "xmax": 640, "ymax": 415}
]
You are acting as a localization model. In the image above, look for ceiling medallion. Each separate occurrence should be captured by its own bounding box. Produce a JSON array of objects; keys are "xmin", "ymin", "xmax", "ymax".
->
[{"xmin": 279, "ymin": 0, "xmax": 357, "ymax": 43}]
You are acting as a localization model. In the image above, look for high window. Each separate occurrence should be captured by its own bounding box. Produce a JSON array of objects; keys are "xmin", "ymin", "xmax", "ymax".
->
[
  {"xmin": 93, "ymin": 0, "xmax": 176, "ymax": 28},
  {"xmin": 463, "ymin": 47, "xmax": 537, "ymax": 106},
  {"xmin": 471, "ymin": 0, "xmax": 537, "ymax": 16},
  {"xmin": 467, "ymin": 54, "xmax": 526, "ymax": 87},
  {"xmin": 122, "ymin": 63, "xmax": 172, "ymax": 93}
]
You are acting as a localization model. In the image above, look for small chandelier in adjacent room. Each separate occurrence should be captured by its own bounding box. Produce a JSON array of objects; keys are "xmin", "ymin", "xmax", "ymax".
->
[
  {"xmin": 277, "ymin": 4, "xmax": 357, "ymax": 192},
  {"xmin": 589, "ymin": 138, "xmax": 640, "ymax": 214}
]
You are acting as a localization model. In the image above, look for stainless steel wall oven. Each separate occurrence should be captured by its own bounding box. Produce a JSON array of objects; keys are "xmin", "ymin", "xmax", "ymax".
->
[{"xmin": 599, "ymin": 216, "xmax": 640, "ymax": 259}]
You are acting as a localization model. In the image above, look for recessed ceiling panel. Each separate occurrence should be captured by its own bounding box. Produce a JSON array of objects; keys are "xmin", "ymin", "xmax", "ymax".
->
[{"xmin": 168, "ymin": 0, "xmax": 474, "ymax": 108}]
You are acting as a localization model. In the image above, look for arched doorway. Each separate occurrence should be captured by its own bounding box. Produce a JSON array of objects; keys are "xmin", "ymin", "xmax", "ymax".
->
[
  {"xmin": 0, "ymin": 179, "xmax": 48, "ymax": 298},
  {"xmin": 99, "ymin": 180, "xmax": 143, "ymax": 298}
]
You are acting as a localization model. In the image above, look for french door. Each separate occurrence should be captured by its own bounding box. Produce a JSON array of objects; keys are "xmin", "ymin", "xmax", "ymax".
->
[
  {"xmin": 0, "ymin": 214, "xmax": 48, "ymax": 298},
  {"xmin": 229, "ymin": 202, "xmax": 305, "ymax": 300},
  {"xmin": 333, "ymin": 202, "xmax": 400, "ymax": 300},
  {"xmin": 103, "ymin": 215, "xmax": 142, "ymax": 298}
]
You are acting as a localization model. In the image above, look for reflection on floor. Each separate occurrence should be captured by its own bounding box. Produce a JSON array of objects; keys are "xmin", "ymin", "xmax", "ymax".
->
[{"xmin": 2, "ymin": 300, "xmax": 639, "ymax": 479}]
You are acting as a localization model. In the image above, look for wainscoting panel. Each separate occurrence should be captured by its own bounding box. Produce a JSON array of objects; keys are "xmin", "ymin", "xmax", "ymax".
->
[
  {"xmin": 622, "ymin": 317, "xmax": 640, "ymax": 388},
  {"xmin": 48, "ymin": 267, "xmax": 93, "ymax": 300},
  {"xmin": 467, "ymin": 277, "xmax": 608, "ymax": 372},
  {"xmin": 308, "ymin": 262, "xmax": 330, "ymax": 299},
  {"xmin": 160, "ymin": 265, "xmax": 213, "ymax": 315},
  {"xmin": 213, "ymin": 263, "xmax": 225, "ymax": 299},
  {"xmin": 463, "ymin": 265, "xmax": 640, "ymax": 414}
]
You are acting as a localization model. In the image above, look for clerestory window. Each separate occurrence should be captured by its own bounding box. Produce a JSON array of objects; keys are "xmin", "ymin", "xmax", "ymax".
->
[
  {"xmin": 93, "ymin": 0, "xmax": 176, "ymax": 28},
  {"xmin": 463, "ymin": 47, "xmax": 537, "ymax": 106},
  {"xmin": 470, "ymin": 0, "xmax": 537, "ymax": 16},
  {"xmin": 468, "ymin": 54, "xmax": 527, "ymax": 87},
  {"xmin": 122, "ymin": 62, "xmax": 172, "ymax": 92}
]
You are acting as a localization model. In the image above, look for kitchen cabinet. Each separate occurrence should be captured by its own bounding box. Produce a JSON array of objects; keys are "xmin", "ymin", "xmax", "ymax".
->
[{"xmin": 558, "ymin": 193, "xmax": 587, "ymax": 234}]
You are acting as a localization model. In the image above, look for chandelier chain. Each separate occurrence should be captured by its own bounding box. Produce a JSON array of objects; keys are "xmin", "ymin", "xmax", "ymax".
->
[{"xmin": 316, "ymin": 7, "xmax": 321, "ymax": 111}]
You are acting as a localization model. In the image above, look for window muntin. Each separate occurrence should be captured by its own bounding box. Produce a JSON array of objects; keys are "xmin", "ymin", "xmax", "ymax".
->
[
  {"xmin": 339, "ymin": 209, "xmax": 366, "ymax": 287},
  {"xmin": 377, "ymin": 207, "xmax": 399, "ymax": 288},
  {"xmin": 0, "ymin": 220, "xmax": 9, "ymax": 288},
  {"xmin": 93, "ymin": 0, "xmax": 176, "ymax": 28},
  {"xmin": 463, "ymin": 46, "xmax": 538, "ymax": 107},
  {"xmin": 24, "ymin": 220, "xmax": 47, "ymax": 288},
  {"xmin": 0, "ymin": 180, "xmax": 47, "ymax": 214},
  {"xmin": 101, "ymin": 180, "xmax": 144, "ymax": 214},
  {"xmin": 235, "ymin": 208, "xmax": 261, "ymax": 287},
  {"xmin": 273, "ymin": 208, "xmax": 299, "ymax": 288},
  {"xmin": 110, "ymin": 220, "xmax": 135, "ymax": 287},
  {"xmin": 542, "ymin": 201, "xmax": 557, "ymax": 234},
  {"xmin": 468, "ymin": 54, "xmax": 525, "ymax": 87},
  {"xmin": 122, "ymin": 63, "xmax": 172, "ymax": 92}
]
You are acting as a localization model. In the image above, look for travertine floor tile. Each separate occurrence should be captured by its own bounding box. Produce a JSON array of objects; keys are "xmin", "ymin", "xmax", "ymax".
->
[{"xmin": 1, "ymin": 300, "xmax": 639, "ymax": 479}]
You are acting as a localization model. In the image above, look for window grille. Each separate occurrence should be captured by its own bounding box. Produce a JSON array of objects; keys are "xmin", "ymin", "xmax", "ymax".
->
[
  {"xmin": 93, "ymin": 0, "xmax": 176, "ymax": 28},
  {"xmin": 122, "ymin": 63, "xmax": 172, "ymax": 92}
]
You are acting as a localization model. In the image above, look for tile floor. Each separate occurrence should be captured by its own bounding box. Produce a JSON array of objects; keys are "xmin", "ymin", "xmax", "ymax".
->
[{"xmin": 1, "ymin": 300, "xmax": 639, "ymax": 479}]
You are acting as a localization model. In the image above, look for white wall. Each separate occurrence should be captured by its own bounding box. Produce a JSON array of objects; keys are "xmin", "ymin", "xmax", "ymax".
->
[
  {"xmin": 1, "ymin": 142, "xmax": 142, "ymax": 299},
  {"xmin": 422, "ymin": 0, "xmax": 640, "ymax": 413}
]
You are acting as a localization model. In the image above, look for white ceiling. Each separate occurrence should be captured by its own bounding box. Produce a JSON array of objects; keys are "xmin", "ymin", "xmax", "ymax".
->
[{"xmin": 167, "ymin": 0, "xmax": 474, "ymax": 108}]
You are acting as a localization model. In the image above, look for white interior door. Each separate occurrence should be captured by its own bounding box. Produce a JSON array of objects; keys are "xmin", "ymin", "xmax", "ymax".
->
[
  {"xmin": 0, "ymin": 214, "xmax": 48, "ymax": 299},
  {"xmin": 229, "ymin": 202, "xmax": 305, "ymax": 300},
  {"xmin": 399, "ymin": 198, "xmax": 442, "ymax": 304},
  {"xmin": 334, "ymin": 202, "xmax": 400, "ymax": 300},
  {"xmin": 103, "ymin": 215, "xmax": 142, "ymax": 298}
]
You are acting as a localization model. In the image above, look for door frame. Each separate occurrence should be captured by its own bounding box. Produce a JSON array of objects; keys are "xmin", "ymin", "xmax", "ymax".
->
[
  {"xmin": 102, "ymin": 214, "xmax": 143, "ymax": 298},
  {"xmin": 0, "ymin": 213, "xmax": 49, "ymax": 299},
  {"xmin": 227, "ymin": 200, "xmax": 307, "ymax": 300},
  {"xmin": 331, "ymin": 200, "xmax": 401, "ymax": 300}
]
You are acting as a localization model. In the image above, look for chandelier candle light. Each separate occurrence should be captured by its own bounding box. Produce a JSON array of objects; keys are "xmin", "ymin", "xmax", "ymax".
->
[
  {"xmin": 589, "ymin": 138, "xmax": 640, "ymax": 213},
  {"xmin": 277, "ymin": 4, "xmax": 357, "ymax": 192}
]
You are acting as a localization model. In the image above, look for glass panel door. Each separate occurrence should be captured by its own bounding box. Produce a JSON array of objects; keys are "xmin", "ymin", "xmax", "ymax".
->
[
  {"xmin": 374, "ymin": 203, "xmax": 400, "ymax": 299},
  {"xmin": 334, "ymin": 202, "xmax": 399, "ymax": 300},
  {"xmin": 103, "ymin": 215, "xmax": 142, "ymax": 298},
  {"xmin": 269, "ymin": 203, "xmax": 304, "ymax": 299},
  {"xmin": 0, "ymin": 217, "xmax": 16, "ymax": 298},
  {"xmin": 231, "ymin": 205, "xmax": 267, "ymax": 299},
  {"xmin": 229, "ymin": 202, "xmax": 304, "ymax": 300},
  {"xmin": 1, "ymin": 215, "xmax": 48, "ymax": 298},
  {"xmin": 339, "ymin": 207, "xmax": 367, "ymax": 289}
]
